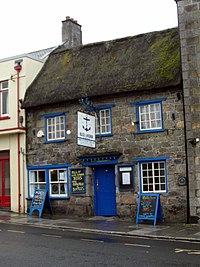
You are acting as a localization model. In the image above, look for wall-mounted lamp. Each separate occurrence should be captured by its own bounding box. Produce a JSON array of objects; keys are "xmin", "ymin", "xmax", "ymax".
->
[
  {"xmin": 37, "ymin": 130, "xmax": 44, "ymax": 138},
  {"xmin": 131, "ymin": 121, "xmax": 139, "ymax": 126},
  {"xmin": 189, "ymin": 138, "xmax": 200, "ymax": 146}
]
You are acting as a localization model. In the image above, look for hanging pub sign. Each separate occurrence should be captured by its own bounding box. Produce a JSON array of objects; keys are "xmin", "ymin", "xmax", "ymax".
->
[
  {"xmin": 70, "ymin": 168, "xmax": 86, "ymax": 194},
  {"xmin": 77, "ymin": 111, "xmax": 96, "ymax": 148},
  {"xmin": 118, "ymin": 165, "xmax": 134, "ymax": 190},
  {"xmin": 136, "ymin": 193, "xmax": 162, "ymax": 225},
  {"xmin": 29, "ymin": 189, "xmax": 52, "ymax": 218}
]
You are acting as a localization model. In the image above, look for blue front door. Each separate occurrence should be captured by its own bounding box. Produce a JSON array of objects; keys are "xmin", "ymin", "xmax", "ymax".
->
[{"xmin": 94, "ymin": 165, "xmax": 116, "ymax": 216}]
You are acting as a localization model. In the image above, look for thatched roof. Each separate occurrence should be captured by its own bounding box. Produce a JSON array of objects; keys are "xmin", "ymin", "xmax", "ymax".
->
[{"xmin": 23, "ymin": 27, "xmax": 181, "ymax": 109}]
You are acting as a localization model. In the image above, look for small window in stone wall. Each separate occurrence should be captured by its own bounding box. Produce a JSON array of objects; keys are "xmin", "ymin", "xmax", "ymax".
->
[
  {"xmin": 134, "ymin": 98, "xmax": 167, "ymax": 134},
  {"xmin": 118, "ymin": 165, "xmax": 134, "ymax": 191}
]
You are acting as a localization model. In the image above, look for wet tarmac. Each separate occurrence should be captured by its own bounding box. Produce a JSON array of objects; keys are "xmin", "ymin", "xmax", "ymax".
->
[{"xmin": 0, "ymin": 210, "xmax": 200, "ymax": 242}]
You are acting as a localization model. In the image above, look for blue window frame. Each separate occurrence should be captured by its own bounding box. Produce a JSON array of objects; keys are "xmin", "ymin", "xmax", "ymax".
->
[
  {"xmin": 41, "ymin": 112, "xmax": 66, "ymax": 143},
  {"xmin": 95, "ymin": 106, "xmax": 113, "ymax": 137},
  {"xmin": 85, "ymin": 105, "xmax": 114, "ymax": 137},
  {"xmin": 134, "ymin": 157, "xmax": 169, "ymax": 194},
  {"xmin": 27, "ymin": 164, "xmax": 70, "ymax": 199},
  {"xmin": 135, "ymin": 98, "xmax": 166, "ymax": 133}
]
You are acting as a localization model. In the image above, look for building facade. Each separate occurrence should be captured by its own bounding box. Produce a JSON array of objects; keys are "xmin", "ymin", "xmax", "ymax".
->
[
  {"xmin": 0, "ymin": 48, "xmax": 53, "ymax": 213},
  {"xmin": 21, "ymin": 1, "xmax": 200, "ymax": 223},
  {"xmin": 22, "ymin": 16, "xmax": 190, "ymax": 223}
]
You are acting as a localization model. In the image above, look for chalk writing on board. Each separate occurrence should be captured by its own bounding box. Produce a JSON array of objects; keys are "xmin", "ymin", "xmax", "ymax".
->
[
  {"xmin": 32, "ymin": 190, "xmax": 45, "ymax": 207},
  {"xmin": 136, "ymin": 193, "xmax": 162, "ymax": 225},
  {"xmin": 139, "ymin": 195, "xmax": 156, "ymax": 218},
  {"xmin": 71, "ymin": 169, "xmax": 85, "ymax": 193}
]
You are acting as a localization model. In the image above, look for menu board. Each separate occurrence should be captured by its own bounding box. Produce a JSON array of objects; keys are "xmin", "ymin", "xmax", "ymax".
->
[
  {"xmin": 31, "ymin": 189, "xmax": 46, "ymax": 208},
  {"xmin": 136, "ymin": 194, "xmax": 162, "ymax": 225},
  {"xmin": 70, "ymin": 168, "xmax": 85, "ymax": 194},
  {"xmin": 29, "ymin": 189, "xmax": 52, "ymax": 218}
]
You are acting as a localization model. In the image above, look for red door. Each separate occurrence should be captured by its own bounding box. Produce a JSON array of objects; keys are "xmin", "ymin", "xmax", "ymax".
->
[{"xmin": 0, "ymin": 152, "xmax": 10, "ymax": 207}]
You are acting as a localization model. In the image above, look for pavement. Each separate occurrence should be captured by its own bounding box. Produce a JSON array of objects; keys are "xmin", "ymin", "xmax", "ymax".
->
[{"xmin": 0, "ymin": 210, "xmax": 200, "ymax": 242}]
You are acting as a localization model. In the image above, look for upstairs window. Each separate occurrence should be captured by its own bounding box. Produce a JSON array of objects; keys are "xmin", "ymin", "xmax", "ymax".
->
[
  {"xmin": 136, "ymin": 98, "xmax": 166, "ymax": 133},
  {"xmin": 95, "ymin": 108, "xmax": 112, "ymax": 136},
  {"xmin": 42, "ymin": 112, "xmax": 66, "ymax": 143},
  {"xmin": 0, "ymin": 81, "xmax": 9, "ymax": 117}
]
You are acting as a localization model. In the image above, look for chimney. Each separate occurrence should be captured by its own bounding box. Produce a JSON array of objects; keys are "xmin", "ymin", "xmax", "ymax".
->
[{"xmin": 62, "ymin": 16, "xmax": 82, "ymax": 48}]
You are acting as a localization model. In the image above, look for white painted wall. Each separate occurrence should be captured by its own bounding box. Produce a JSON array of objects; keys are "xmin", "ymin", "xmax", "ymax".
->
[{"xmin": 0, "ymin": 55, "xmax": 47, "ymax": 213}]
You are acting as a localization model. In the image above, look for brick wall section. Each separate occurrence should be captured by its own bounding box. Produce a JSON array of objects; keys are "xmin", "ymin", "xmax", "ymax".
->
[
  {"xmin": 26, "ymin": 87, "xmax": 187, "ymax": 222},
  {"xmin": 176, "ymin": 0, "xmax": 200, "ymax": 220}
]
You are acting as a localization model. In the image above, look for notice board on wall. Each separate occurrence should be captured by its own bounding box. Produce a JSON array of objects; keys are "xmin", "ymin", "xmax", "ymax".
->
[
  {"xmin": 70, "ymin": 168, "xmax": 86, "ymax": 194},
  {"xmin": 136, "ymin": 194, "xmax": 162, "ymax": 225},
  {"xmin": 29, "ymin": 189, "xmax": 52, "ymax": 218}
]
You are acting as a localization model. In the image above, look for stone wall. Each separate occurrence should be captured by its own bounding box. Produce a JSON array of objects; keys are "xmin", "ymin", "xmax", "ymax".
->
[
  {"xmin": 26, "ymin": 87, "xmax": 187, "ymax": 222},
  {"xmin": 176, "ymin": 0, "xmax": 200, "ymax": 222}
]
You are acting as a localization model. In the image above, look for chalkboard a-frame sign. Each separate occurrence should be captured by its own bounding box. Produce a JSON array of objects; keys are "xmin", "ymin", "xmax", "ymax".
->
[
  {"xmin": 29, "ymin": 189, "xmax": 52, "ymax": 218},
  {"xmin": 136, "ymin": 194, "xmax": 162, "ymax": 225}
]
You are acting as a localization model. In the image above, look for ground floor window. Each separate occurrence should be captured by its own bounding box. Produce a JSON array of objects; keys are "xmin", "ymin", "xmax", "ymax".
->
[
  {"xmin": 28, "ymin": 164, "xmax": 70, "ymax": 198},
  {"xmin": 29, "ymin": 170, "xmax": 46, "ymax": 197},
  {"xmin": 49, "ymin": 169, "xmax": 67, "ymax": 196},
  {"xmin": 141, "ymin": 161, "xmax": 166, "ymax": 193},
  {"xmin": 134, "ymin": 157, "xmax": 169, "ymax": 194}
]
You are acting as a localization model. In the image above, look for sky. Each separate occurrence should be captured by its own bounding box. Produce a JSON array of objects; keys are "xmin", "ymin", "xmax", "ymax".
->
[{"xmin": 0, "ymin": 0, "xmax": 178, "ymax": 59}]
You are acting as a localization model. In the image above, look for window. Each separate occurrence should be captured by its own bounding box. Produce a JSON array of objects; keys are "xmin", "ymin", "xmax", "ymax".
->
[
  {"xmin": 141, "ymin": 161, "xmax": 166, "ymax": 193},
  {"xmin": 28, "ymin": 165, "xmax": 69, "ymax": 198},
  {"xmin": 136, "ymin": 98, "xmax": 166, "ymax": 133},
  {"xmin": 95, "ymin": 108, "xmax": 112, "ymax": 136},
  {"xmin": 29, "ymin": 170, "xmax": 46, "ymax": 197},
  {"xmin": 42, "ymin": 112, "xmax": 66, "ymax": 142},
  {"xmin": 0, "ymin": 81, "xmax": 9, "ymax": 117},
  {"xmin": 49, "ymin": 169, "xmax": 67, "ymax": 196}
]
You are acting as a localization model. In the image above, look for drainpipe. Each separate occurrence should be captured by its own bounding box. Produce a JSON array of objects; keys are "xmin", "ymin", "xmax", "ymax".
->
[{"xmin": 14, "ymin": 61, "xmax": 22, "ymax": 214}]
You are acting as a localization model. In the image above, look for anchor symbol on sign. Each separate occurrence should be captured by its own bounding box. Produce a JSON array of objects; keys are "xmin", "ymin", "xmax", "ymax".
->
[{"xmin": 83, "ymin": 115, "xmax": 91, "ymax": 132}]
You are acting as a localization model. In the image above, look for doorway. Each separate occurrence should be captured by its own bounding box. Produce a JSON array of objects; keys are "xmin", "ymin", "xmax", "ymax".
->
[
  {"xmin": 94, "ymin": 165, "xmax": 116, "ymax": 216},
  {"xmin": 0, "ymin": 151, "xmax": 10, "ymax": 207}
]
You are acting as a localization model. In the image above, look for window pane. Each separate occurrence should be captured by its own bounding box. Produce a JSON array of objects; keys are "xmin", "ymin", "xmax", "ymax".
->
[
  {"xmin": 47, "ymin": 115, "xmax": 65, "ymax": 141},
  {"xmin": 38, "ymin": 171, "xmax": 46, "ymax": 182},
  {"xmin": 59, "ymin": 170, "xmax": 66, "ymax": 181},
  {"xmin": 30, "ymin": 171, "xmax": 37, "ymax": 183},
  {"xmin": 60, "ymin": 184, "xmax": 66, "ymax": 194},
  {"xmin": 50, "ymin": 170, "xmax": 58, "ymax": 181},
  {"xmin": 2, "ymin": 91, "xmax": 8, "ymax": 114},
  {"xmin": 51, "ymin": 184, "xmax": 59, "ymax": 194},
  {"xmin": 2, "ymin": 81, "xmax": 8, "ymax": 89}
]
